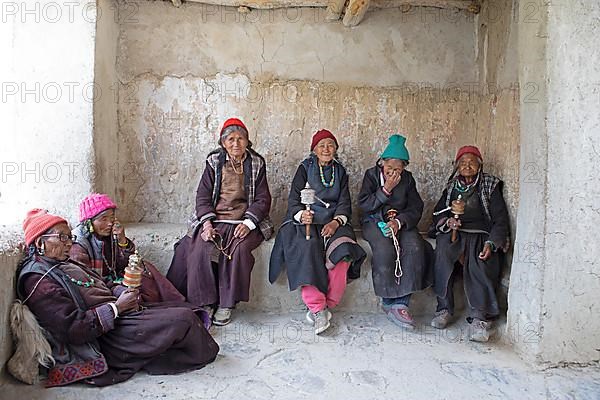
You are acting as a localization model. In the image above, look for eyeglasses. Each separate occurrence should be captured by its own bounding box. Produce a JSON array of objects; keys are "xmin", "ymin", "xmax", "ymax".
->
[{"xmin": 41, "ymin": 233, "xmax": 77, "ymax": 243}]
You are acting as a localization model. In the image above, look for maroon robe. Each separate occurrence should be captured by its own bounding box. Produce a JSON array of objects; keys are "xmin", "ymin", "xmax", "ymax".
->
[{"xmin": 167, "ymin": 148, "xmax": 272, "ymax": 308}]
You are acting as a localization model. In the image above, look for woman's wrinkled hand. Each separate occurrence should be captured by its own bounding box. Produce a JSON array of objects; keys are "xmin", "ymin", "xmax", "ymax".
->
[
  {"xmin": 112, "ymin": 219, "xmax": 126, "ymax": 244},
  {"xmin": 383, "ymin": 170, "xmax": 402, "ymax": 193},
  {"xmin": 234, "ymin": 223, "xmax": 250, "ymax": 239},
  {"xmin": 479, "ymin": 242, "xmax": 492, "ymax": 261},
  {"xmin": 201, "ymin": 221, "xmax": 217, "ymax": 242},
  {"xmin": 446, "ymin": 217, "xmax": 462, "ymax": 231},
  {"xmin": 115, "ymin": 289, "xmax": 139, "ymax": 314},
  {"xmin": 385, "ymin": 219, "xmax": 400, "ymax": 236},
  {"xmin": 301, "ymin": 210, "xmax": 314, "ymax": 225},
  {"xmin": 321, "ymin": 220, "xmax": 339, "ymax": 238}
]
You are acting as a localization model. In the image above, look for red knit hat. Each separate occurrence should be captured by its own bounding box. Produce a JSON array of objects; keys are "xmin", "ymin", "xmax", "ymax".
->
[
  {"xmin": 310, "ymin": 129, "xmax": 338, "ymax": 151},
  {"xmin": 220, "ymin": 118, "xmax": 248, "ymax": 138},
  {"xmin": 455, "ymin": 145, "xmax": 483, "ymax": 162},
  {"xmin": 22, "ymin": 209, "xmax": 68, "ymax": 246}
]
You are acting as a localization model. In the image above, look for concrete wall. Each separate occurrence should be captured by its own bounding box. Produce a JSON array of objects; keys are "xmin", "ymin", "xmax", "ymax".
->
[
  {"xmin": 540, "ymin": 0, "xmax": 600, "ymax": 364},
  {"xmin": 93, "ymin": 0, "xmax": 120, "ymax": 196},
  {"xmin": 508, "ymin": 0, "xmax": 600, "ymax": 365},
  {"xmin": 100, "ymin": 1, "xmax": 520, "ymax": 232},
  {"xmin": 474, "ymin": 0, "xmax": 520, "ymax": 309},
  {"xmin": 0, "ymin": 0, "xmax": 99, "ymax": 378}
]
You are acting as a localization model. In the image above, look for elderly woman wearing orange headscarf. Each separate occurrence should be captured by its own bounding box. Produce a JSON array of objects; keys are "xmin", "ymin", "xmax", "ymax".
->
[
  {"xmin": 167, "ymin": 118, "xmax": 273, "ymax": 326},
  {"xmin": 429, "ymin": 145, "xmax": 510, "ymax": 342},
  {"xmin": 14, "ymin": 209, "xmax": 218, "ymax": 387}
]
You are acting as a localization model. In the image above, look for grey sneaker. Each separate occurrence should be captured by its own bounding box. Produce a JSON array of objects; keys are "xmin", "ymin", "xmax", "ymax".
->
[
  {"xmin": 431, "ymin": 309, "xmax": 452, "ymax": 329},
  {"xmin": 305, "ymin": 309, "xmax": 332, "ymax": 325},
  {"xmin": 469, "ymin": 319, "xmax": 491, "ymax": 342},
  {"xmin": 313, "ymin": 310, "xmax": 331, "ymax": 335},
  {"xmin": 213, "ymin": 307, "xmax": 232, "ymax": 326}
]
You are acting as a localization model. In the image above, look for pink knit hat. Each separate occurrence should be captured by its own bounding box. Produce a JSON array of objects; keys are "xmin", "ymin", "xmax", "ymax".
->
[{"xmin": 78, "ymin": 193, "xmax": 117, "ymax": 222}]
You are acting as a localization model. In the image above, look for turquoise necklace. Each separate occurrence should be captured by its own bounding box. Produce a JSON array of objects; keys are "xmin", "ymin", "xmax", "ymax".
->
[
  {"xmin": 319, "ymin": 163, "xmax": 335, "ymax": 188},
  {"xmin": 64, "ymin": 271, "xmax": 95, "ymax": 288}
]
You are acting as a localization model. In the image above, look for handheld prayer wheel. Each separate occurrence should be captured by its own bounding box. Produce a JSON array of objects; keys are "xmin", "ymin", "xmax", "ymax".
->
[
  {"xmin": 123, "ymin": 251, "xmax": 143, "ymax": 289},
  {"xmin": 450, "ymin": 195, "xmax": 465, "ymax": 243},
  {"xmin": 300, "ymin": 182, "xmax": 330, "ymax": 240}
]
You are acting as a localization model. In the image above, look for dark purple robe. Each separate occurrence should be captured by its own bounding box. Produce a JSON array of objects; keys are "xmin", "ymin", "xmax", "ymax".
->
[{"xmin": 167, "ymin": 148, "xmax": 272, "ymax": 308}]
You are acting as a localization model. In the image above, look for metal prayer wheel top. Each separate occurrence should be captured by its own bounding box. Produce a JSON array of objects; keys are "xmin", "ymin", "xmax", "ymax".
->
[{"xmin": 300, "ymin": 182, "xmax": 330, "ymax": 208}]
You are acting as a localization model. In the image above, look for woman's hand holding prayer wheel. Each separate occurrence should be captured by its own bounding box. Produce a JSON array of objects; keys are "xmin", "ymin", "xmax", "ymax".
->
[
  {"xmin": 300, "ymin": 209, "xmax": 314, "ymax": 225},
  {"xmin": 116, "ymin": 288, "xmax": 140, "ymax": 314},
  {"xmin": 446, "ymin": 217, "xmax": 461, "ymax": 230}
]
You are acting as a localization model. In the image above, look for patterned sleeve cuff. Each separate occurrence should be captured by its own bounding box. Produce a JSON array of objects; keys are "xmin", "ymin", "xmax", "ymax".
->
[
  {"xmin": 94, "ymin": 304, "xmax": 116, "ymax": 333},
  {"xmin": 112, "ymin": 284, "xmax": 127, "ymax": 297},
  {"xmin": 437, "ymin": 217, "xmax": 451, "ymax": 233}
]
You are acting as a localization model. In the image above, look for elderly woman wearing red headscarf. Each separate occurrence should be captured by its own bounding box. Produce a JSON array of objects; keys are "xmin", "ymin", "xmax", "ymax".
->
[
  {"xmin": 429, "ymin": 145, "xmax": 510, "ymax": 342},
  {"xmin": 70, "ymin": 193, "xmax": 185, "ymax": 304},
  {"xmin": 14, "ymin": 209, "xmax": 218, "ymax": 387},
  {"xmin": 269, "ymin": 130, "xmax": 366, "ymax": 335},
  {"xmin": 167, "ymin": 118, "xmax": 273, "ymax": 326}
]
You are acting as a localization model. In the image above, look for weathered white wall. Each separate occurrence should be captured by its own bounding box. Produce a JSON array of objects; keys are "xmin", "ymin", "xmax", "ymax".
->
[
  {"xmin": 474, "ymin": 0, "xmax": 520, "ymax": 310},
  {"xmin": 540, "ymin": 0, "xmax": 600, "ymax": 364},
  {"xmin": 102, "ymin": 1, "xmax": 520, "ymax": 230},
  {"xmin": 0, "ymin": 0, "xmax": 98, "ymax": 377},
  {"xmin": 94, "ymin": 0, "xmax": 120, "ymax": 197},
  {"xmin": 508, "ymin": 0, "xmax": 600, "ymax": 364}
]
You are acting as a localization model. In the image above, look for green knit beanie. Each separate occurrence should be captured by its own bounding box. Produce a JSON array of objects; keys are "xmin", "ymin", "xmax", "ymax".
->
[{"xmin": 381, "ymin": 134, "xmax": 410, "ymax": 161}]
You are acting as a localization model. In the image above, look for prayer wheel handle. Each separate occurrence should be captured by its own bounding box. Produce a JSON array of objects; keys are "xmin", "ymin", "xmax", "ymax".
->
[{"xmin": 305, "ymin": 205, "xmax": 311, "ymax": 240}]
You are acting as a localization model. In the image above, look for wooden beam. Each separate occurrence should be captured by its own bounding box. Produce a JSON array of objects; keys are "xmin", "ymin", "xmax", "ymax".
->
[
  {"xmin": 179, "ymin": 0, "xmax": 480, "ymax": 12},
  {"xmin": 342, "ymin": 0, "xmax": 370, "ymax": 26},
  {"xmin": 325, "ymin": 0, "xmax": 347, "ymax": 21}
]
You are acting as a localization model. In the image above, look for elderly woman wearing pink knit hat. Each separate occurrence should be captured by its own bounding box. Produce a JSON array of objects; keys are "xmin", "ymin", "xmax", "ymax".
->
[{"xmin": 70, "ymin": 193, "xmax": 185, "ymax": 304}]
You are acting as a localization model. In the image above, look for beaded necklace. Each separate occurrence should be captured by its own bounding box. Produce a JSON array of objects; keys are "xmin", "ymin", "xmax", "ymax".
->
[
  {"xmin": 455, "ymin": 174, "xmax": 479, "ymax": 193},
  {"xmin": 319, "ymin": 163, "xmax": 335, "ymax": 188},
  {"xmin": 64, "ymin": 270, "xmax": 95, "ymax": 288}
]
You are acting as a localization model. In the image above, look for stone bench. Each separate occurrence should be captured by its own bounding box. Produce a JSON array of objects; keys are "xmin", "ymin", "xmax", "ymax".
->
[{"xmin": 126, "ymin": 223, "xmax": 469, "ymax": 316}]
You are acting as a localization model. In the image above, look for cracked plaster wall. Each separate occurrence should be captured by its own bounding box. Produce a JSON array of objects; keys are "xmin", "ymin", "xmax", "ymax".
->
[{"xmin": 98, "ymin": 1, "xmax": 520, "ymax": 231}]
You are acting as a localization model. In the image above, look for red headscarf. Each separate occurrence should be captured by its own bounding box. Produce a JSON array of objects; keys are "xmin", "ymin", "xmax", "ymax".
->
[
  {"xmin": 310, "ymin": 129, "xmax": 338, "ymax": 151},
  {"xmin": 455, "ymin": 145, "xmax": 482, "ymax": 162}
]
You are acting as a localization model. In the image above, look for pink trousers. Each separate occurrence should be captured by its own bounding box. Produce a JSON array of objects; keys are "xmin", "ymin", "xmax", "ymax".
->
[{"xmin": 301, "ymin": 260, "xmax": 350, "ymax": 313}]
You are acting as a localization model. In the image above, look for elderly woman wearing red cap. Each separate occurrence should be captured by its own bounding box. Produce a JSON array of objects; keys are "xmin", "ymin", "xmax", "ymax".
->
[
  {"xmin": 70, "ymin": 193, "xmax": 185, "ymax": 304},
  {"xmin": 15, "ymin": 209, "xmax": 218, "ymax": 387},
  {"xmin": 358, "ymin": 135, "xmax": 433, "ymax": 330},
  {"xmin": 269, "ymin": 130, "xmax": 366, "ymax": 335},
  {"xmin": 167, "ymin": 118, "xmax": 273, "ymax": 326},
  {"xmin": 429, "ymin": 145, "xmax": 510, "ymax": 342}
]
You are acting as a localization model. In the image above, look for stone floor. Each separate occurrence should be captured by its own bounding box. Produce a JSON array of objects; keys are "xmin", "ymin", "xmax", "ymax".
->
[{"xmin": 1, "ymin": 311, "xmax": 599, "ymax": 400}]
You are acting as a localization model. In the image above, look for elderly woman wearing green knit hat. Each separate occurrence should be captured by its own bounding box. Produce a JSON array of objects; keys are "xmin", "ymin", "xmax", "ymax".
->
[{"xmin": 358, "ymin": 135, "xmax": 433, "ymax": 329}]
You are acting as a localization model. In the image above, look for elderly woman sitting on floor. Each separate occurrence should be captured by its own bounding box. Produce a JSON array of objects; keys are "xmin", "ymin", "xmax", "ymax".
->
[
  {"xmin": 429, "ymin": 145, "xmax": 510, "ymax": 342},
  {"xmin": 269, "ymin": 129, "xmax": 366, "ymax": 335},
  {"xmin": 167, "ymin": 118, "xmax": 273, "ymax": 326},
  {"xmin": 358, "ymin": 134, "xmax": 433, "ymax": 329},
  {"xmin": 71, "ymin": 193, "xmax": 185, "ymax": 304},
  {"xmin": 15, "ymin": 209, "xmax": 219, "ymax": 387}
]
